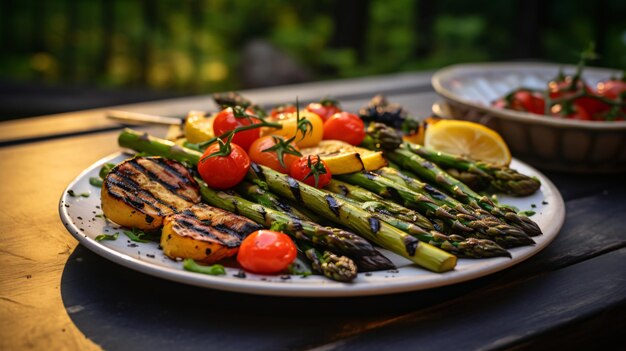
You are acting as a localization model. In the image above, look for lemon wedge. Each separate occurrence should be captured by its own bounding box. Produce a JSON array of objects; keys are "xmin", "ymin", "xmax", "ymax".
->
[
  {"xmin": 184, "ymin": 111, "xmax": 215, "ymax": 143},
  {"xmin": 301, "ymin": 140, "xmax": 387, "ymax": 174},
  {"xmin": 424, "ymin": 120, "xmax": 511, "ymax": 166}
]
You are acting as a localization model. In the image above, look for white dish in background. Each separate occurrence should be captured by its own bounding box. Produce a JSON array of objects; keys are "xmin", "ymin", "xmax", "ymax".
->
[
  {"xmin": 431, "ymin": 62, "xmax": 626, "ymax": 173},
  {"xmin": 59, "ymin": 152, "xmax": 565, "ymax": 297}
]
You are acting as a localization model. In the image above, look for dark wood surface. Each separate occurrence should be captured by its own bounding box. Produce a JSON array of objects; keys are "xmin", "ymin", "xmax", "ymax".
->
[{"xmin": 1, "ymin": 72, "xmax": 625, "ymax": 351}]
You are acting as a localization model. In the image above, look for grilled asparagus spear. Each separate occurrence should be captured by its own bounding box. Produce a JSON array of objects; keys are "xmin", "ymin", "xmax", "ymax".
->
[
  {"xmin": 336, "ymin": 171, "xmax": 534, "ymax": 248},
  {"xmin": 330, "ymin": 191, "xmax": 510, "ymax": 258},
  {"xmin": 406, "ymin": 144, "xmax": 541, "ymax": 196},
  {"xmin": 247, "ymin": 164, "xmax": 457, "ymax": 273},
  {"xmin": 387, "ymin": 147, "xmax": 542, "ymax": 237}
]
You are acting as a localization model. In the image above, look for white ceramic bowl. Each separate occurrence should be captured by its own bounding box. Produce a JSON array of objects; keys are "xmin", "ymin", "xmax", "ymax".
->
[{"xmin": 431, "ymin": 62, "xmax": 626, "ymax": 173}]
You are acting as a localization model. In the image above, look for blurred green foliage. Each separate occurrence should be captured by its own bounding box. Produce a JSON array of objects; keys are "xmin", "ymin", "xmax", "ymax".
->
[{"xmin": 1, "ymin": 0, "xmax": 625, "ymax": 93}]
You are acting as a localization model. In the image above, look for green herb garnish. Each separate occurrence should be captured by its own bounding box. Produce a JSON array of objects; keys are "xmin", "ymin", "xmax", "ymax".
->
[
  {"xmin": 67, "ymin": 189, "xmax": 90, "ymax": 197},
  {"xmin": 95, "ymin": 232, "xmax": 119, "ymax": 241},
  {"xmin": 99, "ymin": 163, "xmax": 116, "ymax": 179},
  {"xmin": 122, "ymin": 228, "xmax": 151, "ymax": 243},
  {"xmin": 89, "ymin": 177, "xmax": 103, "ymax": 187},
  {"xmin": 183, "ymin": 259, "xmax": 226, "ymax": 275},
  {"xmin": 519, "ymin": 210, "xmax": 536, "ymax": 217}
]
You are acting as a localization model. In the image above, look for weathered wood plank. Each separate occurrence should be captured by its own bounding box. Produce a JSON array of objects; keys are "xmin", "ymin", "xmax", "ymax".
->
[{"xmin": 311, "ymin": 247, "xmax": 626, "ymax": 351}]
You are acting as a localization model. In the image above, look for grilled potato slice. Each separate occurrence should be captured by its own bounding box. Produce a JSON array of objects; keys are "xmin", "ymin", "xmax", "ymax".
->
[
  {"xmin": 161, "ymin": 203, "xmax": 262, "ymax": 263},
  {"xmin": 101, "ymin": 157, "xmax": 201, "ymax": 231}
]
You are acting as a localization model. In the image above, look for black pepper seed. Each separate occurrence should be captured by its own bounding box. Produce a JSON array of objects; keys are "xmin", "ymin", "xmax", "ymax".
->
[{"xmin": 233, "ymin": 271, "xmax": 246, "ymax": 279}]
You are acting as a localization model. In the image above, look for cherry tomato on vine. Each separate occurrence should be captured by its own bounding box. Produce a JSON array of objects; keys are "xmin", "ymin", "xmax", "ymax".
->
[
  {"xmin": 548, "ymin": 76, "xmax": 608, "ymax": 116},
  {"xmin": 323, "ymin": 112, "xmax": 366, "ymax": 145},
  {"xmin": 550, "ymin": 103, "xmax": 591, "ymax": 121},
  {"xmin": 596, "ymin": 79, "xmax": 626, "ymax": 100},
  {"xmin": 237, "ymin": 230, "xmax": 297, "ymax": 274},
  {"xmin": 306, "ymin": 99, "xmax": 341, "ymax": 122},
  {"xmin": 197, "ymin": 142, "xmax": 250, "ymax": 189},
  {"xmin": 212, "ymin": 107, "xmax": 261, "ymax": 151},
  {"xmin": 492, "ymin": 90, "xmax": 546, "ymax": 115},
  {"xmin": 270, "ymin": 104, "xmax": 297, "ymax": 118},
  {"xmin": 289, "ymin": 155, "xmax": 332, "ymax": 188},
  {"xmin": 248, "ymin": 135, "xmax": 301, "ymax": 173}
]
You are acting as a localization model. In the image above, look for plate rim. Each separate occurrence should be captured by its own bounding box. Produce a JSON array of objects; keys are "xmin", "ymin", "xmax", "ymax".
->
[{"xmin": 59, "ymin": 152, "xmax": 566, "ymax": 297}]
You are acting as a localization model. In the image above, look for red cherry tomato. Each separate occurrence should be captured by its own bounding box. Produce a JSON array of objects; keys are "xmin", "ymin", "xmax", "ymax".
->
[
  {"xmin": 270, "ymin": 104, "xmax": 297, "ymax": 117},
  {"xmin": 289, "ymin": 155, "xmax": 332, "ymax": 188},
  {"xmin": 306, "ymin": 100, "xmax": 341, "ymax": 122},
  {"xmin": 548, "ymin": 76, "xmax": 608, "ymax": 116},
  {"xmin": 596, "ymin": 79, "xmax": 626, "ymax": 100},
  {"xmin": 323, "ymin": 112, "xmax": 366, "ymax": 145},
  {"xmin": 493, "ymin": 90, "xmax": 546, "ymax": 115},
  {"xmin": 550, "ymin": 103, "xmax": 591, "ymax": 121},
  {"xmin": 248, "ymin": 135, "xmax": 300, "ymax": 173},
  {"xmin": 213, "ymin": 107, "xmax": 261, "ymax": 151},
  {"xmin": 197, "ymin": 142, "xmax": 250, "ymax": 189},
  {"xmin": 237, "ymin": 230, "xmax": 297, "ymax": 274}
]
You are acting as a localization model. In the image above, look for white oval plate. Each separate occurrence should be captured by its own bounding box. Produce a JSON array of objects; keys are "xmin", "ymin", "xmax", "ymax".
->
[{"xmin": 59, "ymin": 152, "xmax": 565, "ymax": 297}]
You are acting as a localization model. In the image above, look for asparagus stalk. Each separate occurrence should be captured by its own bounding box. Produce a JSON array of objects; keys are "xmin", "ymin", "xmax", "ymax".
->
[
  {"xmin": 387, "ymin": 147, "xmax": 542, "ymax": 237},
  {"xmin": 336, "ymin": 171, "xmax": 534, "ymax": 248},
  {"xmin": 247, "ymin": 164, "xmax": 457, "ymax": 273},
  {"xmin": 376, "ymin": 167, "xmax": 514, "ymax": 227},
  {"xmin": 300, "ymin": 241, "xmax": 358, "ymax": 282},
  {"xmin": 325, "ymin": 179, "xmax": 437, "ymax": 231},
  {"xmin": 237, "ymin": 181, "xmax": 386, "ymax": 272},
  {"xmin": 406, "ymin": 144, "xmax": 541, "ymax": 196},
  {"xmin": 118, "ymin": 128, "xmax": 202, "ymax": 165},
  {"xmin": 236, "ymin": 181, "xmax": 316, "ymax": 222},
  {"xmin": 330, "ymin": 191, "xmax": 510, "ymax": 258}
]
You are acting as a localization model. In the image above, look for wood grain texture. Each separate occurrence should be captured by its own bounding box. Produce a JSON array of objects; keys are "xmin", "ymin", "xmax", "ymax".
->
[{"xmin": 0, "ymin": 127, "xmax": 162, "ymax": 351}]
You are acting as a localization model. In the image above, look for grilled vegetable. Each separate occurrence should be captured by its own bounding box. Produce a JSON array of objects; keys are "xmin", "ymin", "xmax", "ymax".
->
[
  {"xmin": 101, "ymin": 156, "xmax": 201, "ymax": 231},
  {"xmin": 247, "ymin": 164, "xmax": 457, "ymax": 273},
  {"xmin": 161, "ymin": 203, "xmax": 262, "ymax": 263},
  {"xmin": 301, "ymin": 140, "xmax": 386, "ymax": 172}
]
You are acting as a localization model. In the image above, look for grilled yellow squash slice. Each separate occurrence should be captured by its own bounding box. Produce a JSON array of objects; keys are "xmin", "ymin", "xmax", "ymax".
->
[
  {"xmin": 101, "ymin": 157, "xmax": 201, "ymax": 231},
  {"xmin": 161, "ymin": 204, "xmax": 262, "ymax": 263}
]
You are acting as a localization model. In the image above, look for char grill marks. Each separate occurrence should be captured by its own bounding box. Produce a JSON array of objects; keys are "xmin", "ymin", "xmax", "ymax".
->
[
  {"xmin": 104, "ymin": 157, "xmax": 200, "ymax": 216},
  {"xmin": 180, "ymin": 205, "xmax": 262, "ymax": 241}
]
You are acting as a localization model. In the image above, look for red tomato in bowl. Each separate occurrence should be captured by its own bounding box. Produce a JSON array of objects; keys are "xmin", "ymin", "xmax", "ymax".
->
[
  {"xmin": 550, "ymin": 103, "xmax": 591, "ymax": 121},
  {"xmin": 492, "ymin": 90, "xmax": 546, "ymax": 115},
  {"xmin": 596, "ymin": 79, "xmax": 626, "ymax": 100},
  {"xmin": 248, "ymin": 135, "xmax": 300, "ymax": 173},
  {"xmin": 197, "ymin": 142, "xmax": 250, "ymax": 189},
  {"xmin": 237, "ymin": 230, "xmax": 297, "ymax": 274},
  {"xmin": 323, "ymin": 112, "xmax": 366, "ymax": 145},
  {"xmin": 289, "ymin": 155, "xmax": 332, "ymax": 188},
  {"xmin": 548, "ymin": 76, "xmax": 608, "ymax": 116},
  {"xmin": 213, "ymin": 107, "xmax": 261, "ymax": 151}
]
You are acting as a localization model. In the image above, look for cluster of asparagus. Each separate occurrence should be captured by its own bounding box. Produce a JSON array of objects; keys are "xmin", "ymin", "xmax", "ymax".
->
[{"xmin": 118, "ymin": 126, "xmax": 542, "ymax": 282}]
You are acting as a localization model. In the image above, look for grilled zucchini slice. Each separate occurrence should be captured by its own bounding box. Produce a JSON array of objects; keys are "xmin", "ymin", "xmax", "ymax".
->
[
  {"xmin": 161, "ymin": 203, "xmax": 262, "ymax": 263},
  {"xmin": 101, "ymin": 156, "xmax": 201, "ymax": 231}
]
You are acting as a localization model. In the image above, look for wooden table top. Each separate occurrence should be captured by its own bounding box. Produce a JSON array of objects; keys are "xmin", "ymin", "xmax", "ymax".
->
[{"xmin": 1, "ymin": 71, "xmax": 624, "ymax": 351}]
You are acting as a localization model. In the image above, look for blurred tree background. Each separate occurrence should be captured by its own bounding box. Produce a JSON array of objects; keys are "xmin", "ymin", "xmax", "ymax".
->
[{"xmin": 1, "ymin": 0, "xmax": 625, "ymax": 119}]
